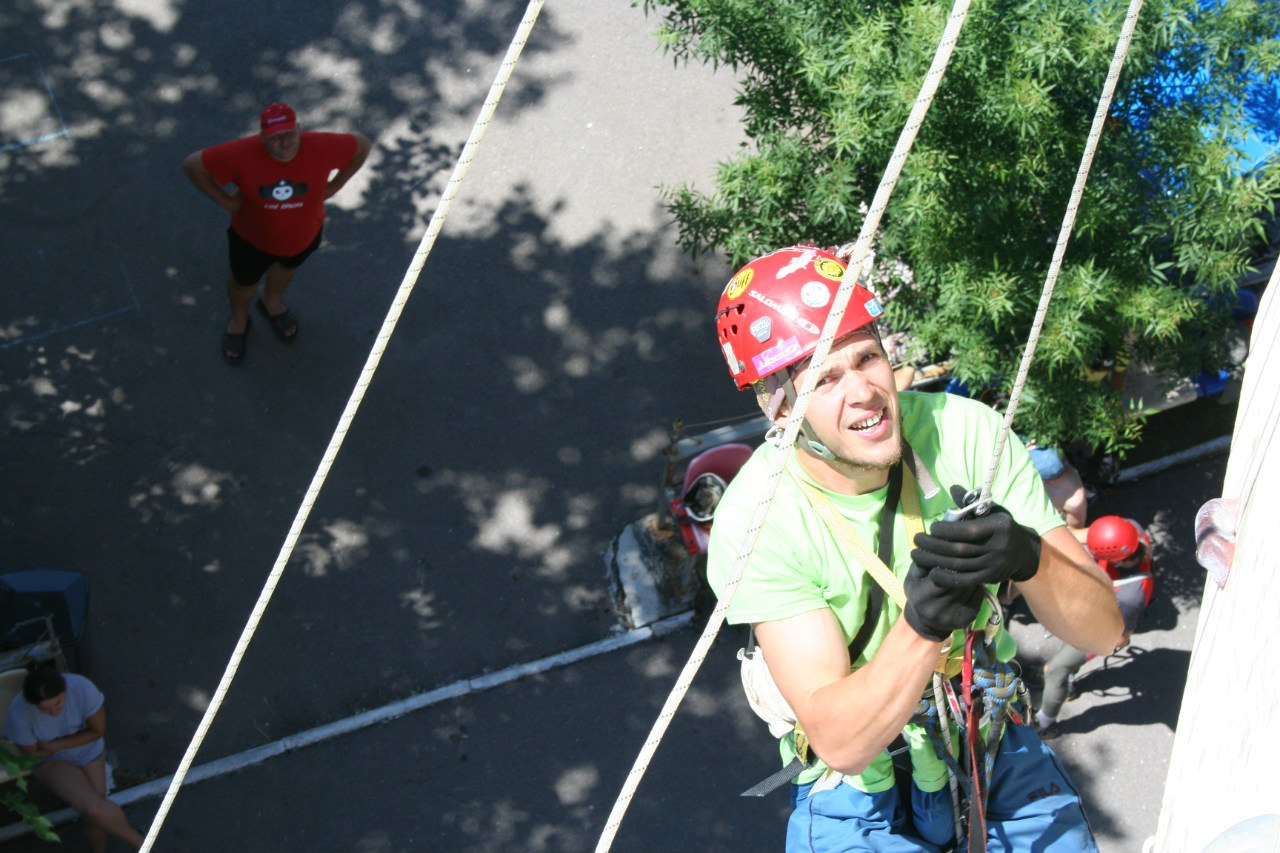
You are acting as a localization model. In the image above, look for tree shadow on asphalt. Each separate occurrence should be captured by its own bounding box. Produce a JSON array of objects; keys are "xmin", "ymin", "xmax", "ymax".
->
[
  {"xmin": 0, "ymin": 3, "xmax": 755, "ymax": 831},
  {"xmin": 1038, "ymin": 645, "xmax": 1192, "ymax": 739},
  {"xmin": 435, "ymin": 626, "xmax": 793, "ymax": 853}
]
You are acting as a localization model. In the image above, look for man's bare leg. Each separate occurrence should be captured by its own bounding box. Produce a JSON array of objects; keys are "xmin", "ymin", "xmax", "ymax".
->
[
  {"xmin": 259, "ymin": 262, "xmax": 299, "ymax": 337},
  {"xmin": 226, "ymin": 275, "xmax": 257, "ymax": 335}
]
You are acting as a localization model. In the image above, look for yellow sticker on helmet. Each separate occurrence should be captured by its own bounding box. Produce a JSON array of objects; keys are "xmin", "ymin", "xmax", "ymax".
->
[
  {"xmin": 814, "ymin": 258, "xmax": 844, "ymax": 281},
  {"xmin": 725, "ymin": 268, "xmax": 754, "ymax": 299}
]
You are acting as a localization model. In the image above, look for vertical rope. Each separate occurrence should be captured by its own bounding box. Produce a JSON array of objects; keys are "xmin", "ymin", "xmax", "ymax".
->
[
  {"xmin": 976, "ymin": 0, "xmax": 1145, "ymax": 507},
  {"xmin": 593, "ymin": 5, "xmax": 972, "ymax": 850},
  {"xmin": 137, "ymin": 3, "xmax": 546, "ymax": 850}
]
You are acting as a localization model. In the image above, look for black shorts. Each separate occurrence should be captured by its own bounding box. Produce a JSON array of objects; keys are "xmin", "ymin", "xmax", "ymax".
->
[{"xmin": 227, "ymin": 226, "xmax": 323, "ymax": 286}]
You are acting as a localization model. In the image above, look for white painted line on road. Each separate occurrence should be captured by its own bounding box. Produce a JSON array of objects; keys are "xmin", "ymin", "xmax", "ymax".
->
[
  {"xmin": 0, "ymin": 611, "xmax": 695, "ymax": 842},
  {"xmin": 0, "ymin": 436, "xmax": 1234, "ymax": 841},
  {"xmin": 1116, "ymin": 435, "xmax": 1232, "ymax": 483},
  {"xmin": 0, "ymin": 435, "xmax": 1236, "ymax": 843}
]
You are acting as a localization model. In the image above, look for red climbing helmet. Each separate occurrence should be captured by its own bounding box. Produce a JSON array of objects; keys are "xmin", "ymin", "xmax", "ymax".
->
[
  {"xmin": 1087, "ymin": 515, "xmax": 1142, "ymax": 562},
  {"xmin": 715, "ymin": 246, "xmax": 884, "ymax": 390}
]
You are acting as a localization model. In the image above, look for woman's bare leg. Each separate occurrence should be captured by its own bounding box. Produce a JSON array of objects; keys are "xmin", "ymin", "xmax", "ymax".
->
[{"xmin": 35, "ymin": 759, "xmax": 143, "ymax": 852}]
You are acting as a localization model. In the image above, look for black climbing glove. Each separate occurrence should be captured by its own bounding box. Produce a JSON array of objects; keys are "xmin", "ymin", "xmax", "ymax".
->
[
  {"xmin": 903, "ymin": 562, "xmax": 986, "ymax": 642},
  {"xmin": 910, "ymin": 485, "xmax": 1042, "ymax": 588}
]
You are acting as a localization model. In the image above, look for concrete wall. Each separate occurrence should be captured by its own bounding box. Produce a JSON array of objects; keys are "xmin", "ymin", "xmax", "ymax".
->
[{"xmin": 1149, "ymin": 270, "xmax": 1280, "ymax": 850}]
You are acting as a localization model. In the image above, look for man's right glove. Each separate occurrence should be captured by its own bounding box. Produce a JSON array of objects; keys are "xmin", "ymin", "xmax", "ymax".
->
[
  {"xmin": 910, "ymin": 485, "xmax": 1042, "ymax": 588},
  {"xmin": 902, "ymin": 562, "xmax": 986, "ymax": 642}
]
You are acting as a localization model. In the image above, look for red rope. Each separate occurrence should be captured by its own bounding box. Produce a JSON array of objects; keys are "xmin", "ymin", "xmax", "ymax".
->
[{"xmin": 963, "ymin": 631, "xmax": 986, "ymax": 852}]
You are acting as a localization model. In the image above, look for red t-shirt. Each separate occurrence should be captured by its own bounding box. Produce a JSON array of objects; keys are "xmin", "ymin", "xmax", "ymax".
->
[{"xmin": 202, "ymin": 132, "xmax": 358, "ymax": 256}]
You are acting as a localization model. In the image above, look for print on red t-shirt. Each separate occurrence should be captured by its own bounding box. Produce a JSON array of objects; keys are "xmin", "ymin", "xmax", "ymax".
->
[{"xmin": 201, "ymin": 132, "xmax": 358, "ymax": 256}]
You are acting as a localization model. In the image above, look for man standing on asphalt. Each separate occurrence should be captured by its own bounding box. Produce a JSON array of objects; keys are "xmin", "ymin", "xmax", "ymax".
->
[
  {"xmin": 183, "ymin": 103, "xmax": 371, "ymax": 363},
  {"xmin": 707, "ymin": 245, "xmax": 1123, "ymax": 851}
]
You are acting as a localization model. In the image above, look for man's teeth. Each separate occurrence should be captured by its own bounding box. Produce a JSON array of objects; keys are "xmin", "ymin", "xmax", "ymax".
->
[{"xmin": 851, "ymin": 412, "xmax": 883, "ymax": 431}]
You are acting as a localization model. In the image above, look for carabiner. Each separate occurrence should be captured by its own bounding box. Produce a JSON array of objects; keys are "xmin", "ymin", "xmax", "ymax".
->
[{"xmin": 942, "ymin": 488, "xmax": 990, "ymax": 522}]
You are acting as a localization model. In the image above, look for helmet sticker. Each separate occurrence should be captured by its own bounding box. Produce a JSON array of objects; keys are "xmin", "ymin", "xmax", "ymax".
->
[
  {"xmin": 748, "ymin": 289, "xmax": 820, "ymax": 334},
  {"xmin": 751, "ymin": 335, "xmax": 802, "ymax": 376},
  {"xmin": 777, "ymin": 248, "xmax": 817, "ymax": 278},
  {"xmin": 750, "ymin": 316, "xmax": 773, "ymax": 342},
  {"xmin": 814, "ymin": 257, "xmax": 845, "ymax": 281},
  {"xmin": 864, "ymin": 297, "xmax": 884, "ymax": 318},
  {"xmin": 725, "ymin": 268, "xmax": 754, "ymax": 300},
  {"xmin": 722, "ymin": 341, "xmax": 742, "ymax": 374},
  {"xmin": 800, "ymin": 281, "xmax": 830, "ymax": 308}
]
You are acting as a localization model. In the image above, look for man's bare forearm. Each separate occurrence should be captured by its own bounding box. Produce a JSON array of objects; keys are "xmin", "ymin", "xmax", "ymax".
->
[
  {"xmin": 182, "ymin": 151, "xmax": 239, "ymax": 213},
  {"xmin": 795, "ymin": 619, "xmax": 942, "ymax": 774},
  {"xmin": 1019, "ymin": 528, "xmax": 1124, "ymax": 655}
]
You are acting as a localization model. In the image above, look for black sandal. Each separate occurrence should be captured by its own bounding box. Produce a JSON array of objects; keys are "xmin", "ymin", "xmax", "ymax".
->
[
  {"xmin": 256, "ymin": 299, "xmax": 298, "ymax": 342},
  {"xmin": 221, "ymin": 316, "xmax": 250, "ymax": 364}
]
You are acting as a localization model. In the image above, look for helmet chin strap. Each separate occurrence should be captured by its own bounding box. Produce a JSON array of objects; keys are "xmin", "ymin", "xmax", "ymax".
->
[
  {"xmin": 769, "ymin": 374, "xmax": 838, "ymax": 462},
  {"xmin": 758, "ymin": 324, "xmax": 885, "ymax": 463},
  {"xmin": 802, "ymin": 433, "xmax": 838, "ymax": 461}
]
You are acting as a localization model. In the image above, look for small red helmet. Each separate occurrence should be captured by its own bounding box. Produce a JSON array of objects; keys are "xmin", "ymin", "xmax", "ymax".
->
[
  {"xmin": 715, "ymin": 246, "xmax": 884, "ymax": 390},
  {"xmin": 1087, "ymin": 515, "xmax": 1141, "ymax": 561}
]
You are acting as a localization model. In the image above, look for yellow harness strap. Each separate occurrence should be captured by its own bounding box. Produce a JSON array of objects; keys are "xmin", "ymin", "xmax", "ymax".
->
[{"xmin": 796, "ymin": 464, "xmax": 961, "ymax": 677}]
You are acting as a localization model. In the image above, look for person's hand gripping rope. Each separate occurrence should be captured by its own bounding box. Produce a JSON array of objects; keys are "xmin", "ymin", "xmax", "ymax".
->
[{"xmin": 903, "ymin": 486, "xmax": 1042, "ymax": 641}]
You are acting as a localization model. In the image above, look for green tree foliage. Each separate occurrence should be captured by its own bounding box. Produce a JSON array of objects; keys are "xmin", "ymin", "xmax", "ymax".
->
[
  {"xmin": 646, "ymin": 0, "xmax": 1280, "ymax": 453},
  {"xmin": 0, "ymin": 741, "xmax": 59, "ymax": 842}
]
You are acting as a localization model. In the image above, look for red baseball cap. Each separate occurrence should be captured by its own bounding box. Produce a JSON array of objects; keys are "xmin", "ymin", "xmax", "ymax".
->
[{"xmin": 259, "ymin": 102, "xmax": 298, "ymax": 136}]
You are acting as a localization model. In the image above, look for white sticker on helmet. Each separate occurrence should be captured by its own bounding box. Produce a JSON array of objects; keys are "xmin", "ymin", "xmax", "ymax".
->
[
  {"xmin": 777, "ymin": 248, "xmax": 817, "ymax": 278},
  {"xmin": 800, "ymin": 281, "xmax": 830, "ymax": 308},
  {"xmin": 722, "ymin": 341, "xmax": 741, "ymax": 374}
]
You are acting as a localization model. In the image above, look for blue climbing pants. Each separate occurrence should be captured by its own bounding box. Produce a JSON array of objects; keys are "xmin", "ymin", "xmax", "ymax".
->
[{"xmin": 785, "ymin": 724, "xmax": 1097, "ymax": 853}]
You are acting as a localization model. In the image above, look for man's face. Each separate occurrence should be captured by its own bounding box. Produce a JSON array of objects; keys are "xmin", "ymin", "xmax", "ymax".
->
[
  {"xmin": 261, "ymin": 128, "xmax": 300, "ymax": 162},
  {"xmin": 779, "ymin": 330, "xmax": 902, "ymax": 488}
]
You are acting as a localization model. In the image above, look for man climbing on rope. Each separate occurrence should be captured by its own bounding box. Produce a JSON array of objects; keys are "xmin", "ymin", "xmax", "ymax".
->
[
  {"xmin": 182, "ymin": 102, "xmax": 371, "ymax": 364},
  {"xmin": 706, "ymin": 246, "xmax": 1124, "ymax": 852}
]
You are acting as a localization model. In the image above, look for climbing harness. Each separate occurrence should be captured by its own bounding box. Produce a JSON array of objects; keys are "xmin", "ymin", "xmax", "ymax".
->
[
  {"xmin": 738, "ymin": 459, "xmax": 917, "ymax": 798},
  {"xmin": 906, "ymin": 606, "xmax": 1028, "ymax": 852},
  {"xmin": 738, "ymin": 456, "xmax": 1027, "ymax": 852},
  {"xmin": 598, "ymin": 0, "xmax": 1148, "ymax": 849},
  {"xmin": 136, "ymin": 4, "xmax": 547, "ymax": 852}
]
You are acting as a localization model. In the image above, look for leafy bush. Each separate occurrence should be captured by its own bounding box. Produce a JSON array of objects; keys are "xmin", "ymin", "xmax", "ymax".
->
[
  {"xmin": 645, "ymin": 0, "xmax": 1280, "ymax": 453},
  {"xmin": 0, "ymin": 740, "xmax": 59, "ymax": 842}
]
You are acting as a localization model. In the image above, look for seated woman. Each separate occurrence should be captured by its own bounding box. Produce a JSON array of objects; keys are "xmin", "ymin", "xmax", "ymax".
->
[{"xmin": 3, "ymin": 666, "xmax": 142, "ymax": 852}]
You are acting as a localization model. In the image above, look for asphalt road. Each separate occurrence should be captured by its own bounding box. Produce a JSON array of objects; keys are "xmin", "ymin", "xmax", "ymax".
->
[{"xmin": 0, "ymin": 0, "xmax": 1235, "ymax": 850}]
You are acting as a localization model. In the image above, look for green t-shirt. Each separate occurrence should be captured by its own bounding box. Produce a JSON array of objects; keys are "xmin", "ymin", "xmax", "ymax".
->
[{"xmin": 706, "ymin": 391, "xmax": 1064, "ymax": 791}]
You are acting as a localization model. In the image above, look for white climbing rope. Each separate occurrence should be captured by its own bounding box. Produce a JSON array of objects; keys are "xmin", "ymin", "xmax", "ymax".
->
[
  {"xmin": 593, "ymin": 4, "xmax": 974, "ymax": 850},
  {"xmin": 975, "ymin": 0, "xmax": 1146, "ymax": 509},
  {"xmin": 137, "ymin": 3, "xmax": 546, "ymax": 850}
]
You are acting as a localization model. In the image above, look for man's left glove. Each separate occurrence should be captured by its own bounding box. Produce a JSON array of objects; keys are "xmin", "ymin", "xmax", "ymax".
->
[{"xmin": 911, "ymin": 485, "xmax": 1042, "ymax": 588}]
